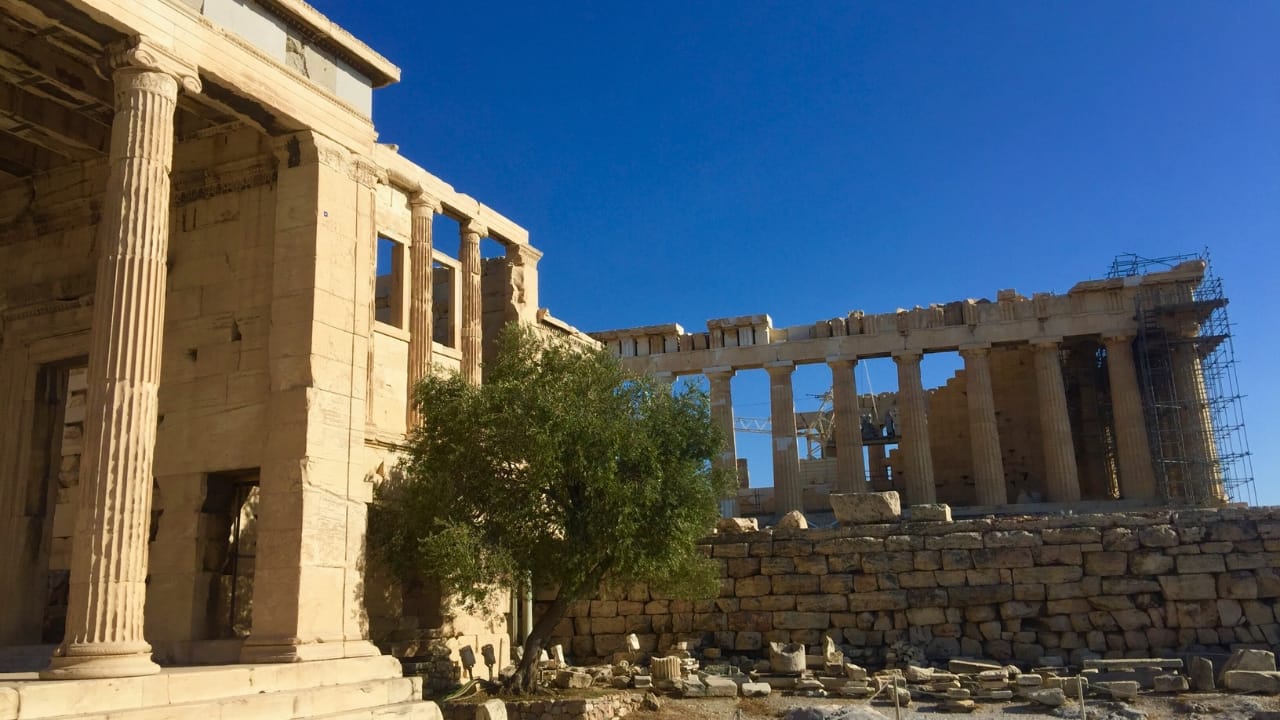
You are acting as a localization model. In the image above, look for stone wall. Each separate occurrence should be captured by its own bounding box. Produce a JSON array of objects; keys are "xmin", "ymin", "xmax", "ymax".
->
[
  {"xmin": 543, "ymin": 507, "xmax": 1280, "ymax": 667},
  {"xmin": 442, "ymin": 694, "xmax": 643, "ymax": 720}
]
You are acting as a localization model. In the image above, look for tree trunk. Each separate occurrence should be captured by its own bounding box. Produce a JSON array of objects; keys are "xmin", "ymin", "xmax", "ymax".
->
[{"xmin": 507, "ymin": 592, "xmax": 571, "ymax": 694}]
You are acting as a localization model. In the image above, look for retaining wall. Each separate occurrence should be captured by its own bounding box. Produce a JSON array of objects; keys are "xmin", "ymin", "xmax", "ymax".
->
[{"xmin": 542, "ymin": 506, "xmax": 1280, "ymax": 667}]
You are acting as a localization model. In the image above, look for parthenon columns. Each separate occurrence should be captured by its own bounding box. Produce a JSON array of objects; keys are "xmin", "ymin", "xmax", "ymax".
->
[
  {"xmin": 705, "ymin": 367, "xmax": 738, "ymax": 483},
  {"xmin": 765, "ymin": 361, "xmax": 802, "ymax": 514},
  {"xmin": 827, "ymin": 357, "xmax": 866, "ymax": 493},
  {"xmin": 406, "ymin": 190, "xmax": 440, "ymax": 427},
  {"xmin": 1171, "ymin": 339, "xmax": 1225, "ymax": 502},
  {"xmin": 1102, "ymin": 333, "xmax": 1157, "ymax": 500},
  {"xmin": 1033, "ymin": 339, "xmax": 1081, "ymax": 503},
  {"xmin": 960, "ymin": 344, "xmax": 1006, "ymax": 506},
  {"xmin": 43, "ymin": 40, "xmax": 199, "ymax": 680},
  {"xmin": 893, "ymin": 350, "xmax": 936, "ymax": 505},
  {"xmin": 460, "ymin": 219, "xmax": 485, "ymax": 385}
]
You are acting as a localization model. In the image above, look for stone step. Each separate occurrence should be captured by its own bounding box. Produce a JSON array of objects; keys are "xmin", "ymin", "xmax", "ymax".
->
[
  {"xmin": 20, "ymin": 676, "xmax": 422, "ymax": 720},
  {"xmin": 1, "ymin": 656, "xmax": 412, "ymax": 719},
  {"xmin": 312, "ymin": 700, "xmax": 445, "ymax": 720}
]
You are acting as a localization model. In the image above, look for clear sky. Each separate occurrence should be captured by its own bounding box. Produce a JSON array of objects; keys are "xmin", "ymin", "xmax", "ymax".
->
[{"xmin": 314, "ymin": 1, "xmax": 1279, "ymax": 504}]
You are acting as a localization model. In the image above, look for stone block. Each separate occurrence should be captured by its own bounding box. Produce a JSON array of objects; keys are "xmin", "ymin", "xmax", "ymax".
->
[
  {"xmin": 973, "ymin": 548, "xmax": 1033, "ymax": 569},
  {"xmin": 716, "ymin": 517, "xmax": 758, "ymax": 534},
  {"xmin": 740, "ymin": 681, "xmax": 771, "ymax": 697},
  {"xmin": 1137, "ymin": 525, "xmax": 1180, "ymax": 548},
  {"xmin": 1176, "ymin": 554, "xmax": 1226, "ymax": 574},
  {"xmin": 831, "ymin": 491, "xmax": 900, "ymax": 524},
  {"xmin": 1222, "ymin": 648, "xmax": 1277, "ymax": 674},
  {"xmin": 702, "ymin": 674, "xmax": 739, "ymax": 697},
  {"xmin": 926, "ymin": 532, "xmax": 985, "ymax": 550},
  {"xmin": 776, "ymin": 510, "xmax": 808, "ymax": 530},
  {"xmin": 1043, "ymin": 527, "xmax": 1101, "ymax": 544},
  {"xmin": 911, "ymin": 504, "xmax": 952, "ymax": 522},
  {"xmin": 1153, "ymin": 674, "xmax": 1189, "ymax": 693},
  {"xmin": 769, "ymin": 642, "xmax": 806, "ymax": 674},
  {"xmin": 1223, "ymin": 670, "xmax": 1280, "ymax": 694},
  {"xmin": 1083, "ymin": 551, "xmax": 1127, "ymax": 576},
  {"xmin": 1129, "ymin": 551, "xmax": 1174, "ymax": 576},
  {"xmin": 1158, "ymin": 574, "xmax": 1217, "ymax": 601},
  {"xmin": 477, "ymin": 699, "xmax": 508, "ymax": 720},
  {"xmin": 1190, "ymin": 656, "xmax": 1216, "ymax": 691}
]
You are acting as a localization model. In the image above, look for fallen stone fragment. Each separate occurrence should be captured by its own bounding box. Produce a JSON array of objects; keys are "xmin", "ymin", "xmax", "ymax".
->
[
  {"xmin": 784, "ymin": 707, "xmax": 889, "ymax": 720},
  {"xmin": 770, "ymin": 642, "xmax": 807, "ymax": 674},
  {"xmin": 650, "ymin": 656, "xmax": 681, "ymax": 680},
  {"xmin": 942, "ymin": 699, "xmax": 977, "ymax": 713},
  {"xmin": 976, "ymin": 690, "xmax": 1013, "ymax": 700},
  {"xmin": 476, "ymin": 699, "xmax": 507, "ymax": 720},
  {"xmin": 554, "ymin": 670, "xmax": 592, "ymax": 689},
  {"xmin": 845, "ymin": 663, "xmax": 868, "ymax": 681},
  {"xmin": 1060, "ymin": 677, "xmax": 1087, "ymax": 696},
  {"xmin": 911, "ymin": 503, "xmax": 952, "ymax": 522},
  {"xmin": 831, "ymin": 490, "xmax": 901, "ymax": 525},
  {"xmin": 679, "ymin": 676, "xmax": 707, "ymax": 698},
  {"xmin": 633, "ymin": 673, "xmax": 652, "ymax": 689},
  {"xmin": 702, "ymin": 674, "xmax": 739, "ymax": 697},
  {"xmin": 1028, "ymin": 688, "xmax": 1066, "ymax": 707},
  {"xmin": 741, "ymin": 682, "xmax": 772, "ymax": 697},
  {"xmin": 642, "ymin": 693, "xmax": 662, "ymax": 711},
  {"xmin": 1221, "ymin": 649, "xmax": 1277, "ymax": 676},
  {"xmin": 904, "ymin": 665, "xmax": 933, "ymax": 683},
  {"xmin": 610, "ymin": 676, "xmax": 630, "ymax": 689},
  {"xmin": 777, "ymin": 509, "xmax": 809, "ymax": 529},
  {"xmin": 1092, "ymin": 681, "xmax": 1140, "ymax": 700},
  {"xmin": 716, "ymin": 517, "xmax": 758, "ymax": 533},
  {"xmin": 949, "ymin": 659, "xmax": 1002, "ymax": 674},
  {"xmin": 1153, "ymin": 674, "xmax": 1189, "ymax": 693},
  {"xmin": 1189, "ymin": 657, "xmax": 1215, "ymax": 691},
  {"xmin": 1222, "ymin": 670, "xmax": 1280, "ymax": 694}
]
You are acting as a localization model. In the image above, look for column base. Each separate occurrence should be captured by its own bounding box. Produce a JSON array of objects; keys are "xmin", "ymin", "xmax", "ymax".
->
[
  {"xmin": 239, "ymin": 637, "xmax": 380, "ymax": 664},
  {"xmin": 41, "ymin": 641, "xmax": 160, "ymax": 680}
]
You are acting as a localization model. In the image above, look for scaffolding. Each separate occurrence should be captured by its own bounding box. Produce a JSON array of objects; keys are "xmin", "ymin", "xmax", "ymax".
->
[{"xmin": 1106, "ymin": 250, "xmax": 1255, "ymax": 505}]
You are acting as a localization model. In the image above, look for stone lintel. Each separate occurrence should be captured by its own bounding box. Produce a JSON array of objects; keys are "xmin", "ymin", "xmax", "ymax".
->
[
  {"xmin": 1030, "ymin": 336, "xmax": 1065, "ymax": 349},
  {"xmin": 703, "ymin": 365, "xmax": 735, "ymax": 376},
  {"xmin": 959, "ymin": 342, "xmax": 992, "ymax": 354},
  {"xmin": 763, "ymin": 360, "xmax": 795, "ymax": 372},
  {"xmin": 825, "ymin": 355, "xmax": 856, "ymax": 367},
  {"xmin": 892, "ymin": 349, "xmax": 923, "ymax": 361}
]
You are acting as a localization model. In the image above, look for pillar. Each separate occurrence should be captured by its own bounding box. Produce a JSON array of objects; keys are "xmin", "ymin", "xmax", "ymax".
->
[
  {"xmin": 460, "ymin": 219, "xmax": 485, "ymax": 385},
  {"xmin": 239, "ymin": 131, "xmax": 380, "ymax": 664},
  {"xmin": 765, "ymin": 361, "xmax": 802, "ymax": 515},
  {"xmin": 892, "ymin": 350, "xmax": 936, "ymax": 505},
  {"xmin": 705, "ymin": 367, "xmax": 739, "ymax": 483},
  {"xmin": 1032, "ymin": 339, "xmax": 1081, "ymax": 503},
  {"xmin": 1171, "ymin": 341, "xmax": 1225, "ymax": 502},
  {"xmin": 960, "ymin": 344, "xmax": 1006, "ymax": 506},
  {"xmin": 406, "ymin": 190, "xmax": 441, "ymax": 429},
  {"xmin": 868, "ymin": 444, "xmax": 890, "ymax": 491},
  {"xmin": 1102, "ymin": 333, "xmax": 1157, "ymax": 500},
  {"xmin": 505, "ymin": 243, "xmax": 542, "ymax": 327},
  {"xmin": 43, "ymin": 39, "xmax": 200, "ymax": 680},
  {"xmin": 826, "ymin": 357, "xmax": 866, "ymax": 493}
]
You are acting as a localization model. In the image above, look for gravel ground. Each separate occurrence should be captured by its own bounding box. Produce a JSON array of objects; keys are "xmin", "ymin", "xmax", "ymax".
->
[{"xmin": 644, "ymin": 692, "xmax": 1280, "ymax": 720}]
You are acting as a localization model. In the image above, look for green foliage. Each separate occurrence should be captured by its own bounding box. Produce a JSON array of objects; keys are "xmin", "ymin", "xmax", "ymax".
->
[{"xmin": 370, "ymin": 325, "xmax": 734, "ymax": 617}]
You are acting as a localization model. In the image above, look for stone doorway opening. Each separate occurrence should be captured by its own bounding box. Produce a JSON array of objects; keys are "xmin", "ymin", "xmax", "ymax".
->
[{"xmin": 202, "ymin": 470, "xmax": 259, "ymax": 640}]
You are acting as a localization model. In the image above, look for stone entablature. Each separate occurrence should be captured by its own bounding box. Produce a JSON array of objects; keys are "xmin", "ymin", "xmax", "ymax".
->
[
  {"xmin": 543, "ymin": 507, "xmax": 1280, "ymax": 668},
  {"xmin": 591, "ymin": 262, "xmax": 1203, "ymax": 371}
]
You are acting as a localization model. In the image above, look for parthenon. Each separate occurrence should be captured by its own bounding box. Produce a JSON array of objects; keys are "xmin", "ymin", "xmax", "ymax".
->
[{"xmin": 592, "ymin": 258, "xmax": 1237, "ymax": 517}]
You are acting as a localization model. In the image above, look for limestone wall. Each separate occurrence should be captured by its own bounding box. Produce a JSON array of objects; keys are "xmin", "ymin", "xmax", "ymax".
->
[{"xmin": 542, "ymin": 507, "xmax": 1280, "ymax": 667}]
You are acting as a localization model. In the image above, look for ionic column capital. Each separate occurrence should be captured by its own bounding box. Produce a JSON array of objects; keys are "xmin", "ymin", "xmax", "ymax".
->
[
  {"xmin": 102, "ymin": 36, "xmax": 201, "ymax": 94},
  {"xmin": 408, "ymin": 188, "xmax": 442, "ymax": 215},
  {"xmin": 461, "ymin": 219, "xmax": 488, "ymax": 239}
]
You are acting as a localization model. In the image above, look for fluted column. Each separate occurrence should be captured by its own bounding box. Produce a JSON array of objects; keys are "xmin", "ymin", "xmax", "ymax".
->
[
  {"xmin": 1102, "ymin": 333, "xmax": 1157, "ymax": 500},
  {"xmin": 960, "ymin": 344, "xmax": 1006, "ymax": 506},
  {"xmin": 868, "ymin": 444, "xmax": 890, "ymax": 491},
  {"xmin": 1172, "ymin": 341, "xmax": 1225, "ymax": 502},
  {"xmin": 705, "ymin": 367, "xmax": 739, "ymax": 483},
  {"xmin": 765, "ymin": 361, "xmax": 802, "ymax": 515},
  {"xmin": 44, "ymin": 40, "xmax": 200, "ymax": 680},
  {"xmin": 459, "ymin": 219, "xmax": 485, "ymax": 385},
  {"xmin": 827, "ymin": 357, "xmax": 866, "ymax": 493},
  {"xmin": 406, "ymin": 191, "xmax": 440, "ymax": 429},
  {"xmin": 1033, "ymin": 339, "xmax": 1081, "ymax": 503},
  {"xmin": 893, "ymin": 350, "xmax": 936, "ymax": 504}
]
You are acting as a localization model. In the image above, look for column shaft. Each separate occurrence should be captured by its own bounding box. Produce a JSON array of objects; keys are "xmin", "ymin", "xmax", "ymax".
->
[
  {"xmin": 893, "ymin": 351, "xmax": 936, "ymax": 504},
  {"xmin": 1102, "ymin": 334, "xmax": 1157, "ymax": 500},
  {"xmin": 45, "ymin": 65, "xmax": 189, "ymax": 680},
  {"xmin": 406, "ymin": 194, "xmax": 438, "ymax": 428},
  {"xmin": 705, "ymin": 370, "xmax": 739, "ymax": 482},
  {"xmin": 868, "ymin": 444, "xmax": 890, "ymax": 491},
  {"xmin": 460, "ymin": 220, "xmax": 484, "ymax": 385},
  {"xmin": 1172, "ymin": 343, "xmax": 1225, "ymax": 502},
  {"xmin": 961, "ymin": 346, "xmax": 1006, "ymax": 506},
  {"xmin": 766, "ymin": 363, "xmax": 802, "ymax": 515},
  {"xmin": 827, "ymin": 358, "xmax": 866, "ymax": 493},
  {"xmin": 1033, "ymin": 340, "xmax": 1081, "ymax": 503}
]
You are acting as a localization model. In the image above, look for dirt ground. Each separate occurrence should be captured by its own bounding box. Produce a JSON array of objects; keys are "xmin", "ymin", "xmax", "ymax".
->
[{"xmin": 642, "ymin": 692, "xmax": 1280, "ymax": 720}]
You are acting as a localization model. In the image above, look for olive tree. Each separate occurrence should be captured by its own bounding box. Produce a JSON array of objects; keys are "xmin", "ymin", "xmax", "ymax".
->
[{"xmin": 370, "ymin": 326, "xmax": 733, "ymax": 692}]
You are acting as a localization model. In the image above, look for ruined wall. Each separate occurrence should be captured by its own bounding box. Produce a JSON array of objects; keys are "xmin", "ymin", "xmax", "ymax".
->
[{"xmin": 543, "ymin": 507, "xmax": 1280, "ymax": 667}]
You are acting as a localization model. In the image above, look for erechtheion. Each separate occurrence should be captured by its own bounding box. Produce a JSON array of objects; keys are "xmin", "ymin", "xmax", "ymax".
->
[{"xmin": 0, "ymin": 0, "xmax": 587, "ymax": 715}]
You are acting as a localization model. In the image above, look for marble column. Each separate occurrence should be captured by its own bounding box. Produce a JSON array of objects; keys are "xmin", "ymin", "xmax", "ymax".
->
[
  {"xmin": 406, "ymin": 190, "xmax": 440, "ymax": 429},
  {"xmin": 459, "ymin": 219, "xmax": 485, "ymax": 385},
  {"xmin": 1172, "ymin": 341, "xmax": 1225, "ymax": 502},
  {"xmin": 960, "ymin": 344, "xmax": 1006, "ymax": 506},
  {"xmin": 705, "ymin": 367, "xmax": 739, "ymax": 484},
  {"xmin": 1102, "ymin": 333, "xmax": 1157, "ymax": 500},
  {"xmin": 44, "ymin": 40, "xmax": 200, "ymax": 680},
  {"xmin": 765, "ymin": 361, "xmax": 802, "ymax": 515},
  {"xmin": 867, "ymin": 444, "xmax": 890, "ymax": 491},
  {"xmin": 827, "ymin": 357, "xmax": 866, "ymax": 493},
  {"xmin": 893, "ymin": 350, "xmax": 936, "ymax": 505},
  {"xmin": 1033, "ymin": 339, "xmax": 1081, "ymax": 503}
]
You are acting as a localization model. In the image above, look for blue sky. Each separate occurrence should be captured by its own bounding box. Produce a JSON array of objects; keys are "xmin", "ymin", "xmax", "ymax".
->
[{"xmin": 323, "ymin": 1, "xmax": 1279, "ymax": 504}]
